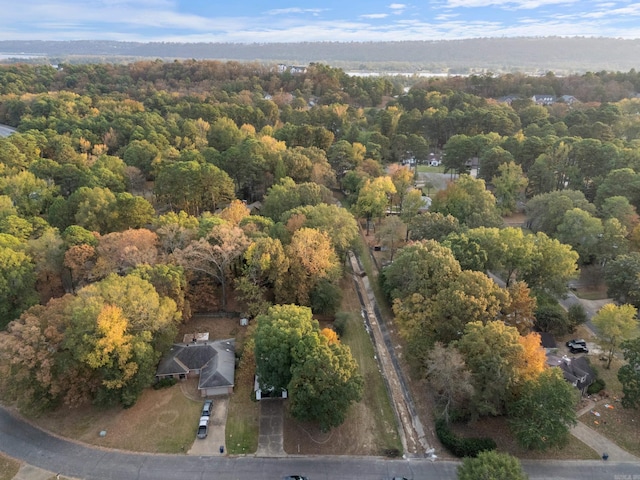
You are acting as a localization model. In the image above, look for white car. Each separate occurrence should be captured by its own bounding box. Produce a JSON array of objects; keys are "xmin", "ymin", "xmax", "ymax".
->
[{"xmin": 197, "ymin": 416, "xmax": 209, "ymax": 439}]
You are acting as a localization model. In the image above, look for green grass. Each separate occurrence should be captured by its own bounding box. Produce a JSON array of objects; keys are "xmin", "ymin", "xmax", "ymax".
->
[
  {"xmin": 345, "ymin": 240, "xmax": 402, "ymax": 453},
  {"xmin": 0, "ymin": 454, "xmax": 20, "ymax": 480},
  {"xmin": 416, "ymin": 165, "xmax": 445, "ymax": 173},
  {"xmin": 573, "ymin": 289, "xmax": 609, "ymax": 300},
  {"xmin": 225, "ymin": 344, "xmax": 259, "ymax": 454}
]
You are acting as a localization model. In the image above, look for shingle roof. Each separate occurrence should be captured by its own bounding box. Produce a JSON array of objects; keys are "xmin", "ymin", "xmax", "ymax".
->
[{"xmin": 156, "ymin": 338, "xmax": 236, "ymax": 392}]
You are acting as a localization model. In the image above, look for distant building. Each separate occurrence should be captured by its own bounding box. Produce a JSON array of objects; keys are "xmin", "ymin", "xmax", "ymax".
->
[
  {"xmin": 559, "ymin": 95, "xmax": 579, "ymax": 105},
  {"xmin": 497, "ymin": 94, "xmax": 520, "ymax": 105},
  {"xmin": 532, "ymin": 94, "xmax": 556, "ymax": 105}
]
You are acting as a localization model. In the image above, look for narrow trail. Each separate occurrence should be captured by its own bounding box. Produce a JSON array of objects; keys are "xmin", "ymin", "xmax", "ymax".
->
[{"xmin": 348, "ymin": 250, "xmax": 434, "ymax": 458}]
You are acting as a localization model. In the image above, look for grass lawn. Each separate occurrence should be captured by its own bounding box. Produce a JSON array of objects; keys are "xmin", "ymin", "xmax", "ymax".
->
[
  {"xmin": 32, "ymin": 383, "xmax": 202, "ymax": 453},
  {"xmin": 338, "ymin": 275, "xmax": 403, "ymax": 454},
  {"xmin": 579, "ymin": 356, "xmax": 640, "ymax": 456},
  {"xmin": 225, "ymin": 338, "xmax": 259, "ymax": 454},
  {"xmin": 0, "ymin": 454, "xmax": 20, "ymax": 480}
]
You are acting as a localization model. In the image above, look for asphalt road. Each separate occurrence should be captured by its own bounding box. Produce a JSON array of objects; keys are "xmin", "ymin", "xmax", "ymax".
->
[
  {"xmin": 1, "ymin": 407, "xmax": 639, "ymax": 480},
  {"xmin": 0, "ymin": 123, "xmax": 16, "ymax": 137}
]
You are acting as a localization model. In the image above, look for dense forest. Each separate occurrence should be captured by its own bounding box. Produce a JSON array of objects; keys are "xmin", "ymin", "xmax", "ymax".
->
[{"xmin": 1, "ymin": 60, "xmax": 640, "ymax": 446}]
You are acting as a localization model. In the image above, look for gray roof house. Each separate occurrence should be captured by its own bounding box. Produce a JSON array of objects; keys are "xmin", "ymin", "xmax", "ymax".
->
[
  {"xmin": 156, "ymin": 337, "xmax": 235, "ymax": 397},
  {"xmin": 547, "ymin": 354, "xmax": 595, "ymax": 395}
]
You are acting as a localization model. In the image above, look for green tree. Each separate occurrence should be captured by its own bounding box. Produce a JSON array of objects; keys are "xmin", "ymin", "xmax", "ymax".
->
[
  {"xmin": 261, "ymin": 177, "xmax": 329, "ymax": 222},
  {"xmin": 381, "ymin": 240, "xmax": 461, "ymax": 301},
  {"xmin": 288, "ymin": 332, "xmax": 363, "ymax": 431},
  {"xmin": 556, "ymin": 208, "xmax": 603, "ymax": 265},
  {"xmin": 618, "ymin": 337, "xmax": 640, "ymax": 409},
  {"xmin": 430, "ymin": 175, "xmax": 502, "ymax": 228},
  {"xmin": 0, "ymin": 246, "xmax": 38, "ymax": 328},
  {"xmin": 458, "ymin": 321, "xmax": 525, "ymax": 417},
  {"xmin": 457, "ymin": 451, "xmax": 528, "ymax": 480},
  {"xmin": 492, "ymin": 161, "xmax": 528, "ymax": 215},
  {"xmin": 604, "ymin": 252, "xmax": 640, "ymax": 307},
  {"xmin": 409, "ymin": 212, "xmax": 461, "ymax": 242},
  {"xmin": 508, "ymin": 368, "xmax": 577, "ymax": 450},
  {"xmin": 525, "ymin": 190, "xmax": 596, "ymax": 236},
  {"xmin": 354, "ymin": 176, "xmax": 396, "ymax": 234},
  {"xmin": 254, "ymin": 304, "xmax": 318, "ymax": 391},
  {"xmin": 593, "ymin": 303, "xmax": 638, "ymax": 369}
]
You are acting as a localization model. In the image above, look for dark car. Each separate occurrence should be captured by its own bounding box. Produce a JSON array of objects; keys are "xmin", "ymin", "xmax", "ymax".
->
[
  {"xmin": 283, "ymin": 476, "xmax": 309, "ymax": 480},
  {"xmin": 568, "ymin": 342, "xmax": 589, "ymax": 354},
  {"xmin": 566, "ymin": 339, "xmax": 586, "ymax": 348},
  {"xmin": 202, "ymin": 399, "xmax": 213, "ymax": 416}
]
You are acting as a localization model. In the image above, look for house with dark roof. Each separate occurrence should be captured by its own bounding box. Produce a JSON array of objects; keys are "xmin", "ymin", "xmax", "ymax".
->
[
  {"xmin": 156, "ymin": 337, "xmax": 235, "ymax": 397},
  {"xmin": 547, "ymin": 354, "xmax": 595, "ymax": 395}
]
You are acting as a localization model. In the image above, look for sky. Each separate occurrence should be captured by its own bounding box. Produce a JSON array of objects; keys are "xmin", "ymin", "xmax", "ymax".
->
[{"xmin": 1, "ymin": 0, "xmax": 639, "ymax": 43}]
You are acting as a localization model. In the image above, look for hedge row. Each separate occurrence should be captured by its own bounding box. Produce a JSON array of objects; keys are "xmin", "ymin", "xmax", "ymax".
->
[{"xmin": 435, "ymin": 419, "xmax": 497, "ymax": 458}]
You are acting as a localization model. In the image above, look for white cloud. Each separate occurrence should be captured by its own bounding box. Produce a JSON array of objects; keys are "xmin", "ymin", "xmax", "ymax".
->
[
  {"xmin": 389, "ymin": 3, "xmax": 407, "ymax": 8},
  {"xmin": 265, "ymin": 8, "xmax": 325, "ymax": 15},
  {"xmin": 360, "ymin": 13, "xmax": 390, "ymax": 18},
  {"xmin": 445, "ymin": 0, "xmax": 579, "ymax": 8}
]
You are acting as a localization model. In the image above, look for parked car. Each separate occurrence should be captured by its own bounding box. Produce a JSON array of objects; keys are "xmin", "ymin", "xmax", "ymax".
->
[
  {"xmin": 566, "ymin": 339, "xmax": 586, "ymax": 348},
  {"xmin": 202, "ymin": 399, "xmax": 213, "ymax": 416},
  {"xmin": 569, "ymin": 343, "xmax": 589, "ymax": 354},
  {"xmin": 283, "ymin": 476, "xmax": 309, "ymax": 480},
  {"xmin": 197, "ymin": 416, "xmax": 209, "ymax": 439}
]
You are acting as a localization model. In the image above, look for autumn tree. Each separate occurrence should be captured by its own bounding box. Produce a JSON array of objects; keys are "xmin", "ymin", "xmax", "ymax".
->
[
  {"xmin": 502, "ymin": 281, "xmax": 537, "ymax": 334},
  {"xmin": 426, "ymin": 343, "xmax": 474, "ymax": 423},
  {"xmin": 593, "ymin": 303, "xmax": 639, "ymax": 369},
  {"xmin": 92, "ymin": 229, "xmax": 158, "ymax": 278},
  {"xmin": 409, "ymin": 211, "xmax": 461, "ymax": 242},
  {"xmin": 174, "ymin": 223, "xmax": 250, "ymax": 311},
  {"xmin": 508, "ymin": 368, "xmax": 577, "ymax": 450},
  {"xmin": 282, "ymin": 228, "xmax": 341, "ymax": 306}
]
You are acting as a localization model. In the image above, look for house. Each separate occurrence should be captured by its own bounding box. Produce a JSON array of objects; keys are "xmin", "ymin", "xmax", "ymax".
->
[
  {"xmin": 532, "ymin": 94, "xmax": 556, "ymax": 105},
  {"xmin": 560, "ymin": 95, "xmax": 579, "ymax": 105},
  {"xmin": 547, "ymin": 354, "xmax": 595, "ymax": 395},
  {"xmin": 497, "ymin": 94, "xmax": 520, "ymax": 105},
  {"xmin": 156, "ymin": 336, "xmax": 236, "ymax": 396}
]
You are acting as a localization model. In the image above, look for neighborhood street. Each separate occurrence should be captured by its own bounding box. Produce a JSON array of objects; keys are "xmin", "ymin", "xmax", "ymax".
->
[{"xmin": 1, "ymin": 406, "xmax": 640, "ymax": 480}]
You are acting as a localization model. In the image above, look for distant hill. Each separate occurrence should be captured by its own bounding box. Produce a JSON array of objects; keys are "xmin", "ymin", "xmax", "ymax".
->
[{"xmin": 1, "ymin": 37, "xmax": 640, "ymax": 74}]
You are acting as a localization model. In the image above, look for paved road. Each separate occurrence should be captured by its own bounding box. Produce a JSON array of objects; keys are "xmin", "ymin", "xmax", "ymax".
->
[
  {"xmin": 2, "ymin": 406, "xmax": 640, "ymax": 480},
  {"xmin": 0, "ymin": 123, "xmax": 16, "ymax": 137}
]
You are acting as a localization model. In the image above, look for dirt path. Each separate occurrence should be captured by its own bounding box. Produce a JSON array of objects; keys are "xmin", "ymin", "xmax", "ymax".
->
[{"xmin": 348, "ymin": 251, "xmax": 433, "ymax": 458}]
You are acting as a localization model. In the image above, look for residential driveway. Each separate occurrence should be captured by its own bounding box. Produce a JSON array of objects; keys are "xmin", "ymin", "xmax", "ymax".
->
[
  {"xmin": 187, "ymin": 396, "xmax": 228, "ymax": 456},
  {"xmin": 256, "ymin": 399, "xmax": 285, "ymax": 456}
]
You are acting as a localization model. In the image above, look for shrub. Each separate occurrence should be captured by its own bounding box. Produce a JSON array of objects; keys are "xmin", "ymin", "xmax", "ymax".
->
[
  {"xmin": 153, "ymin": 377, "xmax": 177, "ymax": 390},
  {"xmin": 333, "ymin": 311, "xmax": 351, "ymax": 336},
  {"xmin": 435, "ymin": 418, "xmax": 496, "ymax": 458},
  {"xmin": 588, "ymin": 378, "xmax": 606, "ymax": 395}
]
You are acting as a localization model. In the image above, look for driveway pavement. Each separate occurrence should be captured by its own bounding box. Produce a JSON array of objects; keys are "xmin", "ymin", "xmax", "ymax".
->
[
  {"xmin": 256, "ymin": 399, "xmax": 285, "ymax": 456},
  {"xmin": 187, "ymin": 396, "xmax": 228, "ymax": 456}
]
